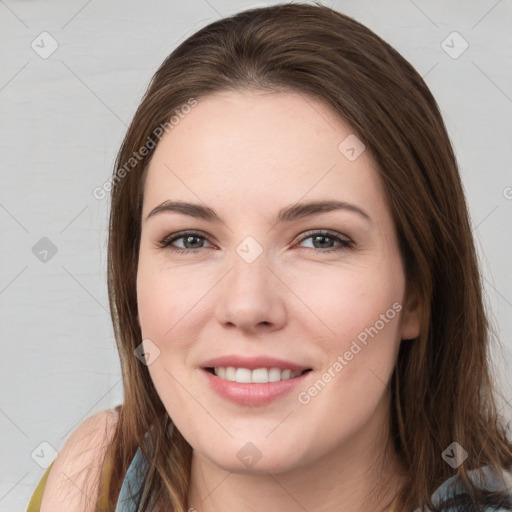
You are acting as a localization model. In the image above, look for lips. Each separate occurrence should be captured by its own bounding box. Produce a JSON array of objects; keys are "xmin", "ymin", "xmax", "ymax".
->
[
  {"xmin": 201, "ymin": 367, "xmax": 311, "ymax": 406},
  {"xmin": 200, "ymin": 354, "xmax": 313, "ymax": 406}
]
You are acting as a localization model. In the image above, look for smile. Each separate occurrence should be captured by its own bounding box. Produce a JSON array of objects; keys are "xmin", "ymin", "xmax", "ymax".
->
[{"xmin": 202, "ymin": 367, "xmax": 313, "ymax": 406}]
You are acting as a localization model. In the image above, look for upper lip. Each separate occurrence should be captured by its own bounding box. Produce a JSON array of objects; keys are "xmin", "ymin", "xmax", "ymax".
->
[{"xmin": 201, "ymin": 355, "xmax": 311, "ymax": 372}]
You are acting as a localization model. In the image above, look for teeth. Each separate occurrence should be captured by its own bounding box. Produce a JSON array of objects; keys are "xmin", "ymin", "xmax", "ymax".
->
[
  {"xmin": 268, "ymin": 368, "xmax": 282, "ymax": 382},
  {"xmin": 235, "ymin": 368, "xmax": 252, "ymax": 383},
  {"xmin": 251, "ymin": 368, "xmax": 268, "ymax": 383},
  {"xmin": 225, "ymin": 367, "xmax": 236, "ymax": 381},
  {"xmin": 213, "ymin": 366, "xmax": 303, "ymax": 383}
]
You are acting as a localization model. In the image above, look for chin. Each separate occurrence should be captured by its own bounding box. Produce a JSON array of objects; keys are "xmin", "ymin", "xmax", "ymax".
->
[{"xmin": 195, "ymin": 439, "xmax": 309, "ymax": 476}]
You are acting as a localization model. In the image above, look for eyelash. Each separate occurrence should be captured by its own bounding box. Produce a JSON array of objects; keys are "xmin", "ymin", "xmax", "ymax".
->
[{"xmin": 156, "ymin": 230, "xmax": 354, "ymax": 254}]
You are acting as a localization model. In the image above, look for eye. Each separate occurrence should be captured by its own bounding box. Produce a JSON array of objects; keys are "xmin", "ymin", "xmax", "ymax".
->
[
  {"xmin": 156, "ymin": 229, "xmax": 354, "ymax": 254},
  {"xmin": 157, "ymin": 231, "xmax": 213, "ymax": 253},
  {"xmin": 296, "ymin": 230, "xmax": 354, "ymax": 253}
]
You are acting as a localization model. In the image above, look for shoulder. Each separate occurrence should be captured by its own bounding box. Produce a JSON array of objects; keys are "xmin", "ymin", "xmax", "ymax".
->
[{"xmin": 40, "ymin": 408, "xmax": 120, "ymax": 512}]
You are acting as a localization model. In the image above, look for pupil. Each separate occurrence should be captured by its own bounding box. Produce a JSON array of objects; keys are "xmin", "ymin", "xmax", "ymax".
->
[
  {"xmin": 314, "ymin": 235, "xmax": 331, "ymax": 248},
  {"xmin": 186, "ymin": 236, "xmax": 202, "ymax": 248}
]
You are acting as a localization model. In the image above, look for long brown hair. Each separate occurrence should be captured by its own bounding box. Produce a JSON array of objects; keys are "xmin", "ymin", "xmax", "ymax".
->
[{"xmin": 100, "ymin": 3, "xmax": 512, "ymax": 511}]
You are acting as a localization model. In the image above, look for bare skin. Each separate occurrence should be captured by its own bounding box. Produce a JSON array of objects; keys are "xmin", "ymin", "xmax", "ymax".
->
[{"xmin": 136, "ymin": 90, "xmax": 420, "ymax": 512}]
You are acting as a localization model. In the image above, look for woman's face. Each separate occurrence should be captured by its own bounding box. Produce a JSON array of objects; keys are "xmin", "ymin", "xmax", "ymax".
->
[{"xmin": 136, "ymin": 90, "xmax": 420, "ymax": 474}]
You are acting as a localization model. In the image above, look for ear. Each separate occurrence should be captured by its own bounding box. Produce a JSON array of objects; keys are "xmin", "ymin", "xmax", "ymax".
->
[{"xmin": 400, "ymin": 284, "xmax": 421, "ymax": 340}]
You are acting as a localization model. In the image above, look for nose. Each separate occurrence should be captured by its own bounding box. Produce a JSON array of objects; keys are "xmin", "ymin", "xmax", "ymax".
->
[{"xmin": 215, "ymin": 249, "xmax": 287, "ymax": 334}]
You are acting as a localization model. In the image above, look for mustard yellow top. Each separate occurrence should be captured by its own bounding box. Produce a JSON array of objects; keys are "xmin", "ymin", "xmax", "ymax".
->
[{"xmin": 26, "ymin": 455, "xmax": 112, "ymax": 512}]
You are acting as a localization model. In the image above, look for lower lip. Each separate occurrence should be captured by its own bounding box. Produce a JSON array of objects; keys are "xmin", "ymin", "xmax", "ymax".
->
[{"xmin": 201, "ymin": 368, "xmax": 311, "ymax": 406}]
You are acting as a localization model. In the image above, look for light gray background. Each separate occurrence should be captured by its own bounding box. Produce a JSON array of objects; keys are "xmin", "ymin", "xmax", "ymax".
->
[{"xmin": 1, "ymin": 0, "xmax": 511, "ymax": 510}]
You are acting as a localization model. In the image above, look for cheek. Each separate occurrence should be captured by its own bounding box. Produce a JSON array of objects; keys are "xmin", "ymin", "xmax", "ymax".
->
[
  {"xmin": 135, "ymin": 255, "xmax": 212, "ymax": 384},
  {"xmin": 290, "ymin": 261, "xmax": 404, "ymax": 343},
  {"xmin": 136, "ymin": 254, "xmax": 201, "ymax": 339},
  {"xmin": 288, "ymin": 259, "xmax": 405, "ymax": 410},
  {"xmin": 136, "ymin": 259, "xmax": 196, "ymax": 415},
  {"xmin": 136, "ymin": 266, "xmax": 169, "ymax": 340},
  {"xmin": 293, "ymin": 270, "xmax": 403, "ymax": 438}
]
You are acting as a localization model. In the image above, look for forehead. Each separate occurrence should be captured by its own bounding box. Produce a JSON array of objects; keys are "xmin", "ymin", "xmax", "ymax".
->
[{"xmin": 143, "ymin": 90, "xmax": 386, "ymax": 220}]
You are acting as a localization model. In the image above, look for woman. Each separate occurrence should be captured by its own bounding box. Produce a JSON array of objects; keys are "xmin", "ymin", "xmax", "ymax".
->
[{"xmin": 29, "ymin": 3, "xmax": 512, "ymax": 511}]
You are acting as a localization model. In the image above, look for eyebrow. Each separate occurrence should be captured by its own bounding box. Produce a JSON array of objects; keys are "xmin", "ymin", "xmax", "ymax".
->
[{"xmin": 145, "ymin": 199, "xmax": 371, "ymax": 225}]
